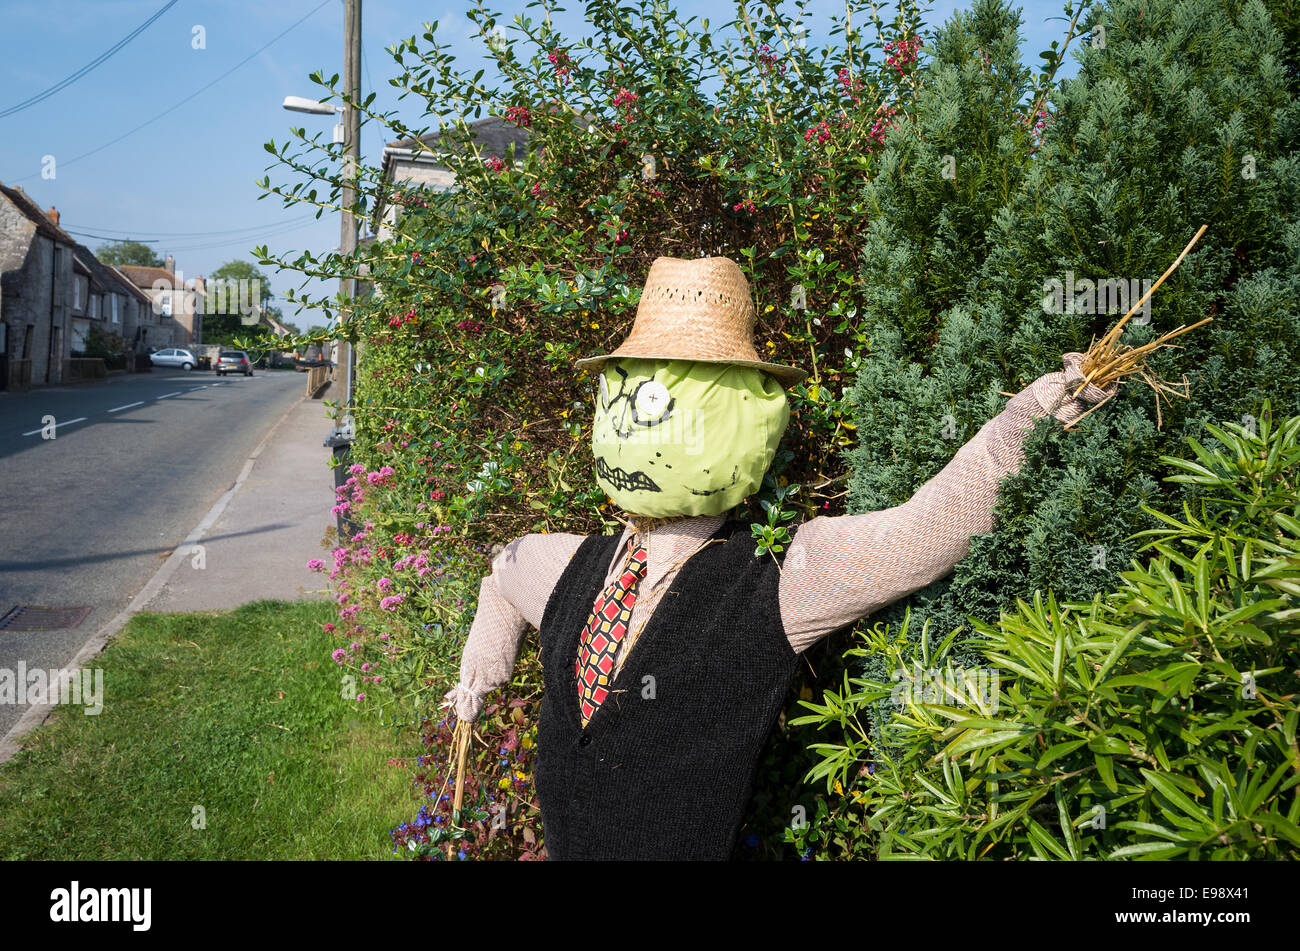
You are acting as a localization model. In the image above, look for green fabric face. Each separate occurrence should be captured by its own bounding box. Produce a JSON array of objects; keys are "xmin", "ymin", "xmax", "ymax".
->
[{"xmin": 591, "ymin": 358, "xmax": 789, "ymax": 517}]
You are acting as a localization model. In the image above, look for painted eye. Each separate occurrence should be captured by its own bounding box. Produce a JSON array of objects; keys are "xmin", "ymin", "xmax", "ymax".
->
[
  {"xmin": 598, "ymin": 373, "xmax": 610, "ymax": 406},
  {"xmin": 634, "ymin": 380, "xmax": 671, "ymax": 420}
]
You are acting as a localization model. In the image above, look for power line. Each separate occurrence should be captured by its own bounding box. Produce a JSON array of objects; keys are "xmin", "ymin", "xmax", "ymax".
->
[
  {"xmin": 5, "ymin": 0, "xmax": 334, "ymax": 183},
  {"xmin": 64, "ymin": 230, "xmax": 159, "ymax": 243},
  {"xmin": 64, "ymin": 212, "xmax": 320, "ymax": 240},
  {"xmin": 159, "ymin": 218, "xmax": 326, "ymax": 253},
  {"xmin": 0, "ymin": 0, "xmax": 181, "ymax": 119}
]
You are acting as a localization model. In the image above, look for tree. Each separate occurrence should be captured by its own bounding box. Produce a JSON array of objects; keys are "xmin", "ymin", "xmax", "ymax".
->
[
  {"xmin": 96, "ymin": 240, "xmax": 163, "ymax": 267},
  {"xmin": 203, "ymin": 259, "xmax": 275, "ymax": 346}
]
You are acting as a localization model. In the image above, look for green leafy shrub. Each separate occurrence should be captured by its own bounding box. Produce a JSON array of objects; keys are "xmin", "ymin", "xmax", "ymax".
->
[{"xmin": 793, "ymin": 405, "xmax": 1300, "ymax": 859}]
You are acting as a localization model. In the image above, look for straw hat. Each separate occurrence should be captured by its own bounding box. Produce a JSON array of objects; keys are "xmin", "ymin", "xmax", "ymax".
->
[{"xmin": 575, "ymin": 255, "xmax": 808, "ymax": 386}]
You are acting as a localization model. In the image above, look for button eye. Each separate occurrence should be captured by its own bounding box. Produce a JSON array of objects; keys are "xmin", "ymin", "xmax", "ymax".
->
[{"xmin": 634, "ymin": 380, "xmax": 671, "ymax": 421}]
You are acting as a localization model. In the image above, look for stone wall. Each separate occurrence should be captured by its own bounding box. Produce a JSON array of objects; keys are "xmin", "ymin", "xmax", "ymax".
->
[{"xmin": 0, "ymin": 222, "xmax": 73, "ymax": 386}]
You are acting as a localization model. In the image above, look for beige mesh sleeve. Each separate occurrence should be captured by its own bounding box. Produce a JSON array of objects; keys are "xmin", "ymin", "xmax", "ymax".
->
[
  {"xmin": 779, "ymin": 352, "xmax": 1116, "ymax": 652},
  {"xmin": 441, "ymin": 532, "xmax": 586, "ymax": 721}
]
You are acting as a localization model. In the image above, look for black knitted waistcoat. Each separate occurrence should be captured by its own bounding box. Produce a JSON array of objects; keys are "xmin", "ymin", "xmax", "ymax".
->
[{"xmin": 534, "ymin": 518, "xmax": 799, "ymax": 860}]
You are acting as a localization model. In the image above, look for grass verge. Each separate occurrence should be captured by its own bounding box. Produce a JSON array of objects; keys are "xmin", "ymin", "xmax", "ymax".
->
[{"xmin": 0, "ymin": 600, "xmax": 419, "ymax": 860}]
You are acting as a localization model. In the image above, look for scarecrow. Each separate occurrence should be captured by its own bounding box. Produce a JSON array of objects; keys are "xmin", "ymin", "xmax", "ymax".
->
[{"xmin": 443, "ymin": 254, "xmax": 1122, "ymax": 860}]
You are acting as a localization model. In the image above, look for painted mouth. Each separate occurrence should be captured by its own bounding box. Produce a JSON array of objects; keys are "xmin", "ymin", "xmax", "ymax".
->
[
  {"xmin": 597, "ymin": 457, "xmax": 661, "ymax": 493},
  {"xmin": 687, "ymin": 465, "xmax": 738, "ymax": 496}
]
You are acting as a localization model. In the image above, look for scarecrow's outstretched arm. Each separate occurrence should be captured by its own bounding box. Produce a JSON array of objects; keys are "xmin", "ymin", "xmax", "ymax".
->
[
  {"xmin": 443, "ymin": 531, "xmax": 587, "ymax": 721},
  {"xmin": 779, "ymin": 353, "xmax": 1115, "ymax": 652}
]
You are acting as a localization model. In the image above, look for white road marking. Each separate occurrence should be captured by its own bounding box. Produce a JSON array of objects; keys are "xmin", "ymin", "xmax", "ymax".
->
[
  {"xmin": 107, "ymin": 401, "xmax": 145, "ymax": 413},
  {"xmin": 0, "ymin": 387, "xmax": 310, "ymax": 764},
  {"xmin": 188, "ymin": 386, "xmax": 207, "ymax": 391},
  {"xmin": 22, "ymin": 417, "xmax": 87, "ymax": 436},
  {"xmin": 156, "ymin": 391, "xmax": 182, "ymax": 399}
]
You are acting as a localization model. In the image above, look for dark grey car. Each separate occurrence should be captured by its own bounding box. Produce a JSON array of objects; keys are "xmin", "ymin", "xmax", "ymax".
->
[{"xmin": 215, "ymin": 351, "xmax": 253, "ymax": 377}]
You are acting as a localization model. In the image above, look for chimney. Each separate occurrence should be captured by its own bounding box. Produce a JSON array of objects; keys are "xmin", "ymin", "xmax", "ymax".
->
[
  {"xmin": 165, "ymin": 254, "xmax": 175, "ymax": 273},
  {"xmin": 45, "ymin": 206, "xmax": 60, "ymax": 226}
]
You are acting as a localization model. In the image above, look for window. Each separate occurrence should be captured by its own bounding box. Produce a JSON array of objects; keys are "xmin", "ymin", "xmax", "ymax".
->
[
  {"xmin": 90, "ymin": 295, "xmax": 100, "ymax": 320},
  {"xmin": 160, "ymin": 294, "xmax": 172, "ymax": 317},
  {"xmin": 73, "ymin": 277, "xmax": 82, "ymax": 311},
  {"xmin": 111, "ymin": 295, "xmax": 119, "ymax": 323}
]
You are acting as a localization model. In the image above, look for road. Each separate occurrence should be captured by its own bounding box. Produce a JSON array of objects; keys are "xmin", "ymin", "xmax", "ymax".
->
[{"xmin": 0, "ymin": 368, "xmax": 307, "ymax": 737}]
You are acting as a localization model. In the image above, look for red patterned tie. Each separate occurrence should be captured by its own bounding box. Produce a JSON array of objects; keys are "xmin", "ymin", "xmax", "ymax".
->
[{"xmin": 575, "ymin": 542, "xmax": 649, "ymax": 726}]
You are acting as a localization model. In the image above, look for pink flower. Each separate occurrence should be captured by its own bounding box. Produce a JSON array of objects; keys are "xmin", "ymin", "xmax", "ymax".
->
[
  {"xmin": 377, "ymin": 577, "xmax": 394, "ymax": 592},
  {"xmin": 379, "ymin": 594, "xmax": 405, "ymax": 611},
  {"xmin": 757, "ymin": 43, "xmax": 786, "ymax": 76},
  {"xmin": 307, "ymin": 558, "xmax": 325, "ymax": 572},
  {"xmin": 803, "ymin": 120, "xmax": 833, "ymax": 145},
  {"xmin": 547, "ymin": 48, "xmax": 571, "ymax": 83},
  {"xmin": 324, "ymin": 623, "xmax": 335, "ymax": 633}
]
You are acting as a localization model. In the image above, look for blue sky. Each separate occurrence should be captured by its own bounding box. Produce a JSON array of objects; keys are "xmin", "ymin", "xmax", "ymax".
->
[{"xmin": 0, "ymin": 0, "xmax": 1079, "ymax": 330}]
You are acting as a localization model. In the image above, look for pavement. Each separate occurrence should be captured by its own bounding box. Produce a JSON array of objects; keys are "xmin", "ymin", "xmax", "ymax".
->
[
  {"xmin": 148, "ymin": 394, "xmax": 334, "ymax": 611},
  {"xmin": 0, "ymin": 368, "xmax": 337, "ymax": 749}
]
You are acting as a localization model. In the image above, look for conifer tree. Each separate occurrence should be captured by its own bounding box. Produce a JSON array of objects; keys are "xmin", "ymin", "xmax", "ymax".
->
[{"xmin": 846, "ymin": 0, "xmax": 1300, "ymax": 697}]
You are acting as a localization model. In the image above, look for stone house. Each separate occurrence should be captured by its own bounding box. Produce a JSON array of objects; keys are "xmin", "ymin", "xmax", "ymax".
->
[
  {"xmin": 0, "ymin": 182, "xmax": 77, "ymax": 387},
  {"xmin": 119, "ymin": 257, "xmax": 204, "ymax": 349},
  {"xmin": 372, "ymin": 114, "xmax": 534, "ymax": 240},
  {"xmin": 69, "ymin": 241, "xmax": 130, "ymax": 356},
  {"xmin": 112, "ymin": 266, "xmax": 160, "ymax": 354}
]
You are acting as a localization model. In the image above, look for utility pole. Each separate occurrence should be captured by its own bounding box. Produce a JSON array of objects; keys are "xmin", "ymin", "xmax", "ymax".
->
[
  {"xmin": 325, "ymin": 0, "xmax": 362, "ymax": 537},
  {"xmin": 338, "ymin": 0, "xmax": 362, "ymax": 418}
]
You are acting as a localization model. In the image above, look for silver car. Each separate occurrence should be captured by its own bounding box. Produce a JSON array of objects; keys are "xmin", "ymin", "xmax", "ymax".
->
[
  {"xmin": 149, "ymin": 348, "xmax": 198, "ymax": 370},
  {"xmin": 215, "ymin": 351, "xmax": 253, "ymax": 377}
]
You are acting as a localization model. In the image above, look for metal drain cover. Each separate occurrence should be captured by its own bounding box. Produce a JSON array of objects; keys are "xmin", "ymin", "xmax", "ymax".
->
[{"xmin": 0, "ymin": 605, "xmax": 93, "ymax": 632}]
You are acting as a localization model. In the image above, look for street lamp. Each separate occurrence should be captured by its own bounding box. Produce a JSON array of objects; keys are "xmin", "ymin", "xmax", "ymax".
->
[
  {"xmin": 282, "ymin": 95, "xmax": 336, "ymax": 115},
  {"xmin": 282, "ymin": 96, "xmax": 345, "ymax": 143}
]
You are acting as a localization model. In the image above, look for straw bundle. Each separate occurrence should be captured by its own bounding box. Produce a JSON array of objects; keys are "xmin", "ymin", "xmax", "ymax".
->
[
  {"xmin": 445, "ymin": 719, "xmax": 473, "ymax": 860},
  {"xmin": 1065, "ymin": 225, "xmax": 1212, "ymax": 431}
]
